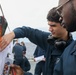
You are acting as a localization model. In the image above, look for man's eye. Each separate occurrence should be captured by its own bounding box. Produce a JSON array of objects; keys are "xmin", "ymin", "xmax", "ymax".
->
[{"xmin": 50, "ymin": 25, "xmax": 56, "ymax": 27}]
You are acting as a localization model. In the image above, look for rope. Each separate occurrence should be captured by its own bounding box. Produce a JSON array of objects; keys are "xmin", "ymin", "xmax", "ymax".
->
[{"xmin": 0, "ymin": 4, "xmax": 4, "ymax": 17}]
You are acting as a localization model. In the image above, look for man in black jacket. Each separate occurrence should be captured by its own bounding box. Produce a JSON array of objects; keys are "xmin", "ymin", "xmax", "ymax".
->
[{"xmin": 33, "ymin": 46, "xmax": 46, "ymax": 75}]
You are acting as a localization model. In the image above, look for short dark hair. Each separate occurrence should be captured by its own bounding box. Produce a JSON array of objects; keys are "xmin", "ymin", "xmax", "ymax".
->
[{"xmin": 47, "ymin": 7, "xmax": 61, "ymax": 23}]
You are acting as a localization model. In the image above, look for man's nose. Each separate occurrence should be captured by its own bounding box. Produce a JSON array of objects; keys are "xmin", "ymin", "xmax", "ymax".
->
[{"xmin": 49, "ymin": 26, "xmax": 53, "ymax": 32}]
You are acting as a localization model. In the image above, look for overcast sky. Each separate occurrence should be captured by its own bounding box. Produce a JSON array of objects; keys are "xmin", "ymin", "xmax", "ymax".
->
[
  {"xmin": 0, "ymin": 0, "xmax": 76, "ymax": 41},
  {"xmin": 0, "ymin": 0, "xmax": 58, "ymax": 32}
]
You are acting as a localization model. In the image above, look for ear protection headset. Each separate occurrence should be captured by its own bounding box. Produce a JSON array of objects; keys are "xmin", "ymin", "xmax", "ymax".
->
[{"xmin": 47, "ymin": 33, "xmax": 72, "ymax": 50}]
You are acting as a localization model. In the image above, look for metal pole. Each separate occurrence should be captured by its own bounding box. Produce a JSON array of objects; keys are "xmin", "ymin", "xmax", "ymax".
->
[{"xmin": 0, "ymin": 4, "xmax": 4, "ymax": 17}]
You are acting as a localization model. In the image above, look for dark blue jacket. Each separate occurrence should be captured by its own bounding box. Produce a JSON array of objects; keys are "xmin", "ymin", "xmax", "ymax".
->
[
  {"xmin": 13, "ymin": 26, "xmax": 73, "ymax": 75},
  {"xmin": 53, "ymin": 40, "xmax": 76, "ymax": 75},
  {"xmin": 33, "ymin": 46, "xmax": 46, "ymax": 58}
]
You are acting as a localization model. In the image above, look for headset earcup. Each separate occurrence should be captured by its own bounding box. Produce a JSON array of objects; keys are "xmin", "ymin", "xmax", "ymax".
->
[{"xmin": 55, "ymin": 40, "xmax": 66, "ymax": 50}]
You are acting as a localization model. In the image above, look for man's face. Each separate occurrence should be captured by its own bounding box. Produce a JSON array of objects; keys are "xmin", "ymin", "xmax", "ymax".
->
[
  {"xmin": 57, "ymin": 0, "xmax": 76, "ymax": 32},
  {"xmin": 48, "ymin": 21, "xmax": 67, "ymax": 38}
]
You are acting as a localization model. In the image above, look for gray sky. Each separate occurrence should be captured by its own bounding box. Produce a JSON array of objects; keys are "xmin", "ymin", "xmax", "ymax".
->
[
  {"xmin": 1, "ymin": 0, "xmax": 58, "ymax": 33},
  {"xmin": 0, "ymin": 0, "xmax": 76, "ymax": 41}
]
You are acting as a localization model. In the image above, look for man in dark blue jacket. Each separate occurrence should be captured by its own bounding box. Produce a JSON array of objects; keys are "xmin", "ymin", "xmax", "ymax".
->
[
  {"xmin": 13, "ymin": 40, "xmax": 32, "ymax": 75},
  {"xmin": 0, "ymin": 7, "xmax": 73, "ymax": 75},
  {"xmin": 33, "ymin": 46, "xmax": 46, "ymax": 75}
]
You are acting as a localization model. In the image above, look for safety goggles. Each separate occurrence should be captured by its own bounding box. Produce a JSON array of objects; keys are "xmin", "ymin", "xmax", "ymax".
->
[{"xmin": 56, "ymin": 0, "xmax": 71, "ymax": 16}]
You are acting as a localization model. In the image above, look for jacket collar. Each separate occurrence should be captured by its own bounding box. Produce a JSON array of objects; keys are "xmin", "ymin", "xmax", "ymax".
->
[{"xmin": 70, "ymin": 40, "xmax": 76, "ymax": 55}]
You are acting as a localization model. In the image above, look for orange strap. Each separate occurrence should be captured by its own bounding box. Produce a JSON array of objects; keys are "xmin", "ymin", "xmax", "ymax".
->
[{"xmin": 12, "ymin": 68, "xmax": 16, "ymax": 75}]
